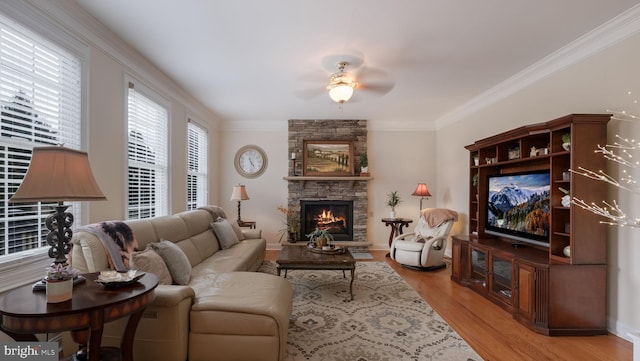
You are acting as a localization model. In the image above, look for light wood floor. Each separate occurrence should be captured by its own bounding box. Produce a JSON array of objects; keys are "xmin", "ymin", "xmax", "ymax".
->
[{"xmin": 266, "ymin": 249, "xmax": 633, "ymax": 361}]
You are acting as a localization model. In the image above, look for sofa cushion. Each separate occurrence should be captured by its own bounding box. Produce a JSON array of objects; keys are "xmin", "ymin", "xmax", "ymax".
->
[
  {"xmin": 210, "ymin": 218, "xmax": 240, "ymax": 249},
  {"xmin": 151, "ymin": 240, "xmax": 192, "ymax": 285},
  {"xmin": 189, "ymin": 272, "xmax": 292, "ymax": 361},
  {"xmin": 191, "ymin": 239, "xmax": 266, "ymax": 277},
  {"xmin": 130, "ymin": 247, "xmax": 173, "ymax": 285}
]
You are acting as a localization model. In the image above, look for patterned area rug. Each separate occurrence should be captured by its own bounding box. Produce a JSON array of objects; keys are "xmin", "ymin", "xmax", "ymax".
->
[{"xmin": 259, "ymin": 261, "xmax": 481, "ymax": 361}]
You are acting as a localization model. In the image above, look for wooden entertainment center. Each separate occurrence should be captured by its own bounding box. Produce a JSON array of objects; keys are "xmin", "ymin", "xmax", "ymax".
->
[{"xmin": 451, "ymin": 114, "xmax": 610, "ymax": 335}]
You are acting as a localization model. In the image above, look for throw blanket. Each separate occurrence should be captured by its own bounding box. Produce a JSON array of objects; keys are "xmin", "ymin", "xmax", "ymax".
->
[
  {"xmin": 80, "ymin": 222, "xmax": 138, "ymax": 272},
  {"xmin": 421, "ymin": 208, "xmax": 459, "ymax": 227}
]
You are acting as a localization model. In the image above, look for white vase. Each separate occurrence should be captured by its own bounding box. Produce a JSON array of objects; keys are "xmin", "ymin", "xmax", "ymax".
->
[
  {"xmin": 389, "ymin": 211, "xmax": 396, "ymax": 219},
  {"xmin": 46, "ymin": 278, "xmax": 73, "ymax": 303}
]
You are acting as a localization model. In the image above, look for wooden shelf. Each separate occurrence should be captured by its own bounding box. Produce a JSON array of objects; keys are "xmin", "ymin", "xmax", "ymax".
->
[{"xmin": 283, "ymin": 176, "xmax": 373, "ymax": 187}]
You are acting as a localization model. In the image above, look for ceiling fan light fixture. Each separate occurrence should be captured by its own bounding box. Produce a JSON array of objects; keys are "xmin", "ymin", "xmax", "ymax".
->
[
  {"xmin": 327, "ymin": 62, "xmax": 356, "ymax": 104},
  {"xmin": 328, "ymin": 83, "xmax": 354, "ymax": 103}
]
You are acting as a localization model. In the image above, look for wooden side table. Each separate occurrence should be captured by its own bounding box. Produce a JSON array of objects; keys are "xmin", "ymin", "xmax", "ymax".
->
[
  {"xmin": 237, "ymin": 220, "xmax": 256, "ymax": 229},
  {"xmin": 0, "ymin": 272, "xmax": 158, "ymax": 361},
  {"xmin": 381, "ymin": 218, "xmax": 413, "ymax": 248}
]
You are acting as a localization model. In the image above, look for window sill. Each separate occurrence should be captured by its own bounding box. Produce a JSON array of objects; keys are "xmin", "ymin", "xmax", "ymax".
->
[{"xmin": 0, "ymin": 250, "xmax": 51, "ymax": 295}]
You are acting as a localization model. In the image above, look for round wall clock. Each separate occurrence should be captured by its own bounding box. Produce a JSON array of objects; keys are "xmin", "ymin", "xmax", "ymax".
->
[{"xmin": 234, "ymin": 145, "xmax": 268, "ymax": 178}]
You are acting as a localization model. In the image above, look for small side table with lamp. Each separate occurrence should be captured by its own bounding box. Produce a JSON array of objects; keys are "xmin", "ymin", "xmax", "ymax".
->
[
  {"xmin": 4, "ymin": 145, "xmax": 125, "ymax": 360},
  {"xmin": 230, "ymin": 184, "xmax": 255, "ymax": 227}
]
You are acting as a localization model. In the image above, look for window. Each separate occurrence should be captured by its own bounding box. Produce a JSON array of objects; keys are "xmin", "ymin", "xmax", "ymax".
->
[
  {"xmin": 187, "ymin": 120, "xmax": 208, "ymax": 210},
  {"xmin": 127, "ymin": 81, "xmax": 168, "ymax": 219},
  {"xmin": 0, "ymin": 14, "xmax": 82, "ymax": 258}
]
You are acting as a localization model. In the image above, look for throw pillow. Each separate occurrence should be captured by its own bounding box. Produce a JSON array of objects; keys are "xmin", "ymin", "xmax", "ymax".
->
[
  {"xmin": 210, "ymin": 217, "xmax": 240, "ymax": 249},
  {"xmin": 230, "ymin": 220, "xmax": 245, "ymax": 241},
  {"xmin": 150, "ymin": 240, "xmax": 191, "ymax": 285},
  {"xmin": 130, "ymin": 247, "xmax": 172, "ymax": 285}
]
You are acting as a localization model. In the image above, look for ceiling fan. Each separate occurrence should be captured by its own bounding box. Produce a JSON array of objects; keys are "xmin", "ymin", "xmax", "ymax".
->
[
  {"xmin": 327, "ymin": 61, "xmax": 357, "ymax": 104},
  {"xmin": 295, "ymin": 56, "xmax": 395, "ymax": 104}
]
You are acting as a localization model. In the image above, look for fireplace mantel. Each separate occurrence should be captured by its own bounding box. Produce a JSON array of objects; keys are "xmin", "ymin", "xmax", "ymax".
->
[{"xmin": 283, "ymin": 176, "xmax": 373, "ymax": 188}]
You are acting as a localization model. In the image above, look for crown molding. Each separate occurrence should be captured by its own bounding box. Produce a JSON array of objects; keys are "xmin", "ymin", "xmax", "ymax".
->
[
  {"xmin": 221, "ymin": 120, "xmax": 286, "ymax": 132},
  {"xmin": 434, "ymin": 4, "xmax": 640, "ymax": 130}
]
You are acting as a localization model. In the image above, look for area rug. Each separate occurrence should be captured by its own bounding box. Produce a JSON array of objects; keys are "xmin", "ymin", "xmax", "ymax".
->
[
  {"xmin": 259, "ymin": 261, "xmax": 481, "ymax": 361},
  {"xmin": 350, "ymin": 252, "xmax": 374, "ymax": 260}
]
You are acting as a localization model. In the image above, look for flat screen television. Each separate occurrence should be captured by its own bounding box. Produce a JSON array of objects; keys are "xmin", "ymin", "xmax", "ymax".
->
[{"xmin": 485, "ymin": 170, "xmax": 551, "ymax": 248}]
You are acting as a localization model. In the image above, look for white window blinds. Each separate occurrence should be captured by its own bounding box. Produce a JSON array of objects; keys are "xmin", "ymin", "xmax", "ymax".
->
[
  {"xmin": 187, "ymin": 120, "xmax": 208, "ymax": 210},
  {"xmin": 0, "ymin": 13, "xmax": 82, "ymax": 258},
  {"xmin": 127, "ymin": 82, "xmax": 168, "ymax": 219}
]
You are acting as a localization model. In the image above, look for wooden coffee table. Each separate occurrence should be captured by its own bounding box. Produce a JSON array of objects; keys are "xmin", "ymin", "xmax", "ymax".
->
[{"xmin": 276, "ymin": 245, "xmax": 356, "ymax": 300}]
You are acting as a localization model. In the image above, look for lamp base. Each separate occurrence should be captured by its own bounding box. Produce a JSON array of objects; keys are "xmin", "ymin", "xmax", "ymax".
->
[
  {"xmin": 236, "ymin": 201, "xmax": 243, "ymax": 223},
  {"xmin": 45, "ymin": 203, "xmax": 74, "ymax": 266}
]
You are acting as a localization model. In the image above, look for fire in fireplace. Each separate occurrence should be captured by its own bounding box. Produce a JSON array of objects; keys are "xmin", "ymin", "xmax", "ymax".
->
[{"xmin": 300, "ymin": 200, "xmax": 353, "ymax": 242}]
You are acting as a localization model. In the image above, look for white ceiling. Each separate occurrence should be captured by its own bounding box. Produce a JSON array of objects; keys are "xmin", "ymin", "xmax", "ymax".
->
[{"xmin": 73, "ymin": 0, "xmax": 640, "ymax": 129}]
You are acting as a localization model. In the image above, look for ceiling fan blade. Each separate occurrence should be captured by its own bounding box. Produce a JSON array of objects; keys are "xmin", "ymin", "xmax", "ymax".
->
[
  {"xmin": 296, "ymin": 69, "xmax": 327, "ymax": 83},
  {"xmin": 294, "ymin": 69, "xmax": 329, "ymax": 99},
  {"xmin": 358, "ymin": 80, "xmax": 395, "ymax": 95},
  {"xmin": 293, "ymin": 87, "xmax": 325, "ymax": 100},
  {"xmin": 355, "ymin": 66, "xmax": 395, "ymax": 96}
]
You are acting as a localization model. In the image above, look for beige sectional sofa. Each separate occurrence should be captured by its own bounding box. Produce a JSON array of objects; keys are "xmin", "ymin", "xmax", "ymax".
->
[{"xmin": 70, "ymin": 206, "xmax": 292, "ymax": 361}]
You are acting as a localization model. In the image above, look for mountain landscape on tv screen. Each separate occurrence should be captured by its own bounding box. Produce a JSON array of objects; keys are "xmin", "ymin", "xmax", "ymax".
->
[{"xmin": 487, "ymin": 181, "xmax": 550, "ymax": 237}]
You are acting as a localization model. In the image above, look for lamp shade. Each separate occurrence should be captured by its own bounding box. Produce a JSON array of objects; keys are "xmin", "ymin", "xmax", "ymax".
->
[
  {"xmin": 230, "ymin": 184, "xmax": 249, "ymax": 201},
  {"xmin": 9, "ymin": 146, "xmax": 106, "ymax": 203},
  {"xmin": 412, "ymin": 183, "xmax": 432, "ymax": 197}
]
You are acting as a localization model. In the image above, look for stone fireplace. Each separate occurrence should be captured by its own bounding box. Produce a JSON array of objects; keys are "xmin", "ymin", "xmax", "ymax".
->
[{"xmin": 285, "ymin": 119, "xmax": 370, "ymax": 246}]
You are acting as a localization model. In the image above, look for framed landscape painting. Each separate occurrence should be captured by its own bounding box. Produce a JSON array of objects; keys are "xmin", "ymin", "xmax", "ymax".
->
[{"xmin": 303, "ymin": 140, "xmax": 354, "ymax": 176}]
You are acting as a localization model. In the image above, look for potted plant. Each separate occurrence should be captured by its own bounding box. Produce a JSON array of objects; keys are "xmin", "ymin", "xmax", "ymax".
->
[
  {"xmin": 360, "ymin": 153, "xmax": 369, "ymax": 176},
  {"xmin": 45, "ymin": 263, "xmax": 78, "ymax": 303},
  {"xmin": 386, "ymin": 190, "xmax": 402, "ymax": 218},
  {"xmin": 562, "ymin": 133, "xmax": 571, "ymax": 151},
  {"xmin": 277, "ymin": 205, "xmax": 299, "ymax": 243},
  {"xmin": 306, "ymin": 228, "xmax": 334, "ymax": 249}
]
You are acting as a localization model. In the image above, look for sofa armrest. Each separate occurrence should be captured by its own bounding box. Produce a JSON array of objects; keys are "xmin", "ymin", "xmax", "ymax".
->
[
  {"xmin": 151, "ymin": 285, "xmax": 195, "ymax": 307},
  {"xmin": 241, "ymin": 228, "xmax": 262, "ymax": 239}
]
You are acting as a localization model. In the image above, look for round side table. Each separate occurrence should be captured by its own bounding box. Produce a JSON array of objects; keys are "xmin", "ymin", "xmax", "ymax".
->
[
  {"xmin": 382, "ymin": 217, "xmax": 413, "ymax": 250},
  {"xmin": 0, "ymin": 272, "xmax": 158, "ymax": 361}
]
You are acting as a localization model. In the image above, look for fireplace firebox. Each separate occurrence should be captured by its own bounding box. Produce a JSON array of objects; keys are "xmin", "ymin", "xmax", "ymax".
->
[{"xmin": 300, "ymin": 200, "xmax": 353, "ymax": 242}]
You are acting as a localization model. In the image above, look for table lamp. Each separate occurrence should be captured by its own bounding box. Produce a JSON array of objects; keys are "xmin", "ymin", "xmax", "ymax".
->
[
  {"xmin": 9, "ymin": 146, "xmax": 106, "ymax": 267},
  {"xmin": 230, "ymin": 184, "xmax": 249, "ymax": 223},
  {"xmin": 412, "ymin": 183, "xmax": 432, "ymax": 213}
]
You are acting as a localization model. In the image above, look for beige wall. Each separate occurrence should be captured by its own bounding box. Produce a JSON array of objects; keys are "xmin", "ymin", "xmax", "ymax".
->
[
  {"xmin": 219, "ymin": 128, "xmax": 437, "ymax": 250},
  {"xmin": 436, "ymin": 32, "xmax": 640, "ymax": 337}
]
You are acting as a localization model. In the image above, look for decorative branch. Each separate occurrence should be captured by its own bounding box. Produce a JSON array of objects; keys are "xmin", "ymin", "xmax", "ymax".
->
[
  {"xmin": 571, "ymin": 198, "xmax": 640, "ymax": 228},
  {"xmin": 569, "ymin": 110, "xmax": 640, "ymax": 228}
]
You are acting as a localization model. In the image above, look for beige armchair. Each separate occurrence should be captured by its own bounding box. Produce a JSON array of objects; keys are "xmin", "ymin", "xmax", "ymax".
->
[{"xmin": 390, "ymin": 208, "xmax": 458, "ymax": 270}]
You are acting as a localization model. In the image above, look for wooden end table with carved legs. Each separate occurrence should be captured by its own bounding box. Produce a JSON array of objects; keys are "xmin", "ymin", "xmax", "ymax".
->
[{"xmin": 0, "ymin": 272, "xmax": 158, "ymax": 361}]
